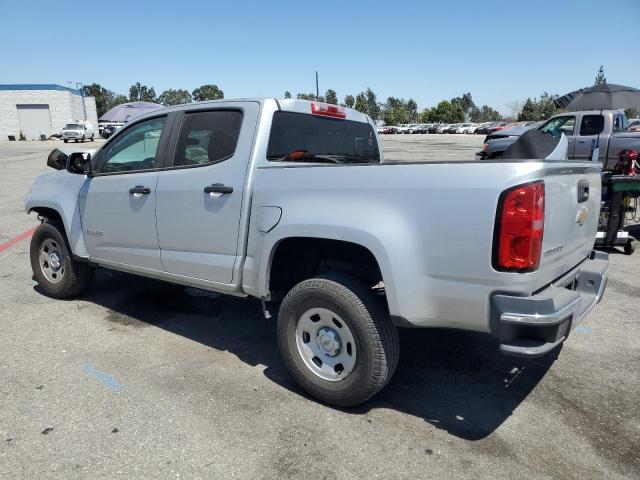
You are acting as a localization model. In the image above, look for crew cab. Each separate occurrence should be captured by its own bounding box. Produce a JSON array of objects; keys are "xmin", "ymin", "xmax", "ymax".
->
[
  {"xmin": 26, "ymin": 99, "xmax": 608, "ymax": 406},
  {"xmin": 478, "ymin": 110, "xmax": 640, "ymax": 169}
]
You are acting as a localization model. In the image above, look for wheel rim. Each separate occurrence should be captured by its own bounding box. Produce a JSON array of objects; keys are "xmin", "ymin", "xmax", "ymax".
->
[
  {"xmin": 39, "ymin": 238, "xmax": 65, "ymax": 284},
  {"xmin": 295, "ymin": 307, "xmax": 357, "ymax": 382}
]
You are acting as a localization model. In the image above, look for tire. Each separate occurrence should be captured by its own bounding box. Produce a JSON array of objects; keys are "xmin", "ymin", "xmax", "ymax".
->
[
  {"xmin": 30, "ymin": 221, "xmax": 94, "ymax": 299},
  {"xmin": 90, "ymin": 135, "xmax": 94, "ymax": 142},
  {"xmin": 277, "ymin": 273, "xmax": 399, "ymax": 407},
  {"xmin": 81, "ymin": 136, "xmax": 85, "ymax": 143},
  {"xmin": 63, "ymin": 139, "xmax": 68, "ymax": 143},
  {"xmin": 624, "ymin": 241, "xmax": 635, "ymax": 255}
]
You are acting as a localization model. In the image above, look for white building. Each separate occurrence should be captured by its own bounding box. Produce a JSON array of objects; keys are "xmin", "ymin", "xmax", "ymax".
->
[{"xmin": 0, "ymin": 84, "xmax": 98, "ymax": 140}]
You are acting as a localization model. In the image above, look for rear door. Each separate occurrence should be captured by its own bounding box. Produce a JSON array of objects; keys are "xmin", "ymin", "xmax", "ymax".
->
[
  {"xmin": 155, "ymin": 102, "xmax": 259, "ymax": 284},
  {"xmin": 574, "ymin": 113, "xmax": 605, "ymax": 160}
]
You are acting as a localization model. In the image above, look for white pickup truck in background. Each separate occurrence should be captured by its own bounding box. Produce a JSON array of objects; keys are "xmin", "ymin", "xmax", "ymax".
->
[
  {"xmin": 62, "ymin": 121, "xmax": 95, "ymax": 143},
  {"xmin": 26, "ymin": 99, "xmax": 608, "ymax": 406}
]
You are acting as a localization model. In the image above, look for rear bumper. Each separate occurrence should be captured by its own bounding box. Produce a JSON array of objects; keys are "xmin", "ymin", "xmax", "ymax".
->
[{"xmin": 491, "ymin": 251, "xmax": 609, "ymax": 358}]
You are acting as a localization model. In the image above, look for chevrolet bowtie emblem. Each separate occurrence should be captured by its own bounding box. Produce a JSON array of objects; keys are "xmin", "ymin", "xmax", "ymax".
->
[{"xmin": 576, "ymin": 207, "xmax": 589, "ymax": 226}]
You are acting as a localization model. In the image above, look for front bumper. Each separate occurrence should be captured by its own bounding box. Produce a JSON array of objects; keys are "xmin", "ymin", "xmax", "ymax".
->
[{"xmin": 491, "ymin": 251, "xmax": 609, "ymax": 358}]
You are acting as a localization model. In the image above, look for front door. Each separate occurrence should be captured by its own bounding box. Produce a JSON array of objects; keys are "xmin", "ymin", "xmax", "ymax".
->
[
  {"xmin": 155, "ymin": 103, "xmax": 258, "ymax": 284},
  {"xmin": 80, "ymin": 115, "xmax": 170, "ymax": 270},
  {"xmin": 539, "ymin": 115, "xmax": 577, "ymax": 158}
]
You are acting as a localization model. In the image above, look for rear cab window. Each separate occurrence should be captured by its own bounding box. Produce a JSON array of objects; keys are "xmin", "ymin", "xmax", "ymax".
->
[
  {"xmin": 579, "ymin": 115, "xmax": 604, "ymax": 136},
  {"xmin": 267, "ymin": 111, "xmax": 380, "ymax": 164},
  {"xmin": 172, "ymin": 110, "xmax": 243, "ymax": 167}
]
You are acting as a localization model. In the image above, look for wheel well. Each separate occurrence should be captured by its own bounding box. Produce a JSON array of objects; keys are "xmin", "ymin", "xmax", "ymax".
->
[
  {"xmin": 30, "ymin": 207, "xmax": 63, "ymax": 225},
  {"xmin": 268, "ymin": 237, "xmax": 384, "ymax": 301}
]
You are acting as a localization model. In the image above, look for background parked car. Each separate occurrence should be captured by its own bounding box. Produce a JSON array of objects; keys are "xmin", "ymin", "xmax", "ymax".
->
[
  {"xmin": 628, "ymin": 119, "xmax": 640, "ymax": 132},
  {"xmin": 446, "ymin": 123, "xmax": 462, "ymax": 133},
  {"xmin": 476, "ymin": 122, "xmax": 502, "ymax": 135},
  {"xmin": 470, "ymin": 122, "xmax": 492, "ymax": 134},
  {"xmin": 435, "ymin": 124, "xmax": 451, "ymax": 134},
  {"xmin": 456, "ymin": 123, "xmax": 474, "ymax": 134}
]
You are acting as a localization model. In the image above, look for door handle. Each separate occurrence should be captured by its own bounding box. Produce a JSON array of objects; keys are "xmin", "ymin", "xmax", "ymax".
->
[
  {"xmin": 129, "ymin": 185, "xmax": 150, "ymax": 195},
  {"xmin": 204, "ymin": 184, "xmax": 233, "ymax": 195}
]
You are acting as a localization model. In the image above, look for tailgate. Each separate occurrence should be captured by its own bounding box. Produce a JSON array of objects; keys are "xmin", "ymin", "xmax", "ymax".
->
[{"xmin": 533, "ymin": 164, "xmax": 602, "ymax": 290}]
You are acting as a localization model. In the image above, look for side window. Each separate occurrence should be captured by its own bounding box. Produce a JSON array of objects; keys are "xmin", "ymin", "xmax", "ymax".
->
[
  {"xmin": 101, "ymin": 117, "xmax": 166, "ymax": 173},
  {"xmin": 613, "ymin": 115, "xmax": 626, "ymax": 132},
  {"xmin": 173, "ymin": 110, "xmax": 243, "ymax": 167},
  {"xmin": 579, "ymin": 115, "xmax": 604, "ymax": 136},
  {"xmin": 539, "ymin": 116, "xmax": 576, "ymax": 136}
]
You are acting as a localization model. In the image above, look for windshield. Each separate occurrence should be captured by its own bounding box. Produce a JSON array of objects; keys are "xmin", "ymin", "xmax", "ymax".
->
[
  {"xmin": 64, "ymin": 124, "xmax": 82, "ymax": 130},
  {"xmin": 267, "ymin": 111, "xmax": 380, "ymax": 163}
]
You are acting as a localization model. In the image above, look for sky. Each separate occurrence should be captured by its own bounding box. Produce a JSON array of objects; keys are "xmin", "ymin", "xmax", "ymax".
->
[{"xmin": 1, "ymin": 0, "xmax": 639, "ymax": 115}]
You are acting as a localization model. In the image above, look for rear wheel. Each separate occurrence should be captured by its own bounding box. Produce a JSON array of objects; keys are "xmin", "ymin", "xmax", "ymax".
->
[
  {"xmin": 63, "ymin": 139, "xmax": 68, "ymax": 143},
  {"xmin": 277, "ymin": 273, "xmax": 399, "ymax": 407},
  {"xmin": 30, "ymin": 221, "xmax": 94, "ymax": 298}
]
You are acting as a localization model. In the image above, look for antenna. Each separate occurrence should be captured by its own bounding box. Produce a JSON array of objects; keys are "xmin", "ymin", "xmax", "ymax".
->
[{"xmin": 316, "ymin": 70, "xmax": 319, "ymax": 100}]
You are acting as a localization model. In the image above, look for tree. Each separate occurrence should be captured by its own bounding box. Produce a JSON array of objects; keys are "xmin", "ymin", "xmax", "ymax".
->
[
  {"xmin": 506, "ymin": 100, "xmax": 524, "ymax": 119},
  {"xmin": 158, "ymin": 89, "xmax": 192, "ymax": 106},
  {"xmin": 354, "ymin": 93, "xmax": 368, "ymax": 114},
  {"xmin": 344, "ymin": 95, "xmax": 355, "ymax": 108},
  {"xmin": 405, "ymin": 98, "xmax": 418, "ymax": 122},
  {"xmin": 82, "ymin": 83, "xmax": 114, "ymax": 117},
  {"xmin": 594, "ymin": 65, "xmax": 606, "ymax": 85},
  {"xmin": 129, "ymin": 82, "xmax": 157, "ymax": 103},
  {"xmin": 515, "ymin": 92, "xmax": 559, "ymax": 121},
  {"xmin": 518, "ymin": 98, "xmax": 537, "ymax": 121},
  {"xmin": 450, "ymin": 92, "xmax": 476, "ymax": 120},
  {"xmin": 284, "ymin": 91, "xmax": 292, "ymax": 99},
  {"xmin": 111, "ymin": 95, "xmax": 129, "ymax": 108},
  {"xmin": 468, "ymin": 106, "xmax": 481, "ymax": 122},
  {"xmin": 382, "ymin": 97, "xmax": 410, "ymax": 125},
  {"xmin": 418, "ymin": 107, "xmax": 434, "ymax": 123},
  {"xmin": 477, "ymin": 105, "xmax": 502, "ymax": 122},
  {"xmin": 325, "ymin": 89, "xmax": 338, "ymax": 105},
  {"xmin": 364, "ymin": 88, "xmax": 380, "ymax": 120},
  {"xmin": 296, "ymin": 93, "xmax": 316, "ymax": 101},
  {"xmin": 192, "ymin": 84, "xmax": 224, "ymax": 102}
]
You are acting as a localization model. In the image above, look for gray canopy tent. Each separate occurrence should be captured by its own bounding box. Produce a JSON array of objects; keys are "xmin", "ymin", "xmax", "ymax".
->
[{"xmin": 99, "ymin": 101, "xmax": 163, "ymax": 123}]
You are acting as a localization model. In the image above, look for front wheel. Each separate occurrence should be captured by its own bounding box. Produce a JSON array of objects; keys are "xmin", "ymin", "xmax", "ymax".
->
[
  {"xmin": 63, "ymin": 139, "xmax": 68, "ymax": 143},
  {"xmin": 277, "ymin": 273, "xmax": 399, "ymax": 407},
  {"xmin": 30, "ymin": 221, "xmax": 94, "ymax": 298},
  {"xmin": 624, "ymin": 241, "xmax": 635, "ymax": 255}
]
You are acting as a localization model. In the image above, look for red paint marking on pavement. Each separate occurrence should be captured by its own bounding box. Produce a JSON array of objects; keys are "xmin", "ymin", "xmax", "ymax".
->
[{"xmin": 0, "ymin": 227, "xmax": 37, "ymax": 254}]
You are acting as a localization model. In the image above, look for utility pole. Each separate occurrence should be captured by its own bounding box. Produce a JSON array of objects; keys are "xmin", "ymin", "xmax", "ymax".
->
[
  {"xmin": 76, "ymin": 82, "xmax": 87, "ymax": 122},
  {"xmin": 315, "ymin": 70, "xmax": 319, "ymax": 101}
]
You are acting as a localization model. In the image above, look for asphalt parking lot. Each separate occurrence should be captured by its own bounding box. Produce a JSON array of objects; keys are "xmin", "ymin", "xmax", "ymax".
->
[{"xmin": 0, "ymin": 138, "xmax": 639, "ymax": 479}]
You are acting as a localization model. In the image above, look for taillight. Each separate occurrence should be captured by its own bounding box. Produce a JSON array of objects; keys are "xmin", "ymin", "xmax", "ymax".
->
[
  {"xmin": 493, "ymin": 181, "xmax": 545, "ymax": 272},
  {"xmin": 311, "ymin": 102, "xmax": 346, "ymax": 118}
]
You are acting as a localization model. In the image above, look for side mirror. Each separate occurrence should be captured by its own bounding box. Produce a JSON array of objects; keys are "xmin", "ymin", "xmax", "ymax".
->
[
  {"xmin": 47, "ymin": 149, "xmax": 68, "ymax": 170},
  {"xmin": 66, "ymin": 152, "xmax": 92, "ymax": 175}
]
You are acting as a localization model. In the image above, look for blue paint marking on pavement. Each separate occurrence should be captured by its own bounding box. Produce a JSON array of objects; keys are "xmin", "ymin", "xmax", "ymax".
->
[
  {"xmin": 575, "ymin": 326, "xmax": 592, "ymax": 334},
  {"xmin": 82, "ymin": 363, "xmax": 122, "ymax": 393}
]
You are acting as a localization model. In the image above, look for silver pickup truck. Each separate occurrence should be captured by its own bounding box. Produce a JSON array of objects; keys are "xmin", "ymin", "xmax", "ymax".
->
[
  {"xmin": 479, "ymin": 110, "xmax": 640, "ymax": 168},
  {"xmin": 26, "ymin": 99, "xmax": 608, "ymax": 406}
]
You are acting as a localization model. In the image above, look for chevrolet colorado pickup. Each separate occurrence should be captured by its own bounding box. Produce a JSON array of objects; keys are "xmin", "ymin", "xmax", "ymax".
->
[{"xmin": 26, "ymin": 99, "xmax": 608, "ymax": 406}]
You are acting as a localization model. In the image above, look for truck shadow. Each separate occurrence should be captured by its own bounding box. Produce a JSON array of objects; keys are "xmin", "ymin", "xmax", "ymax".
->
[{"xmin": 44, "ymin": 269, "xmax": 558, "ymax": 441}]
